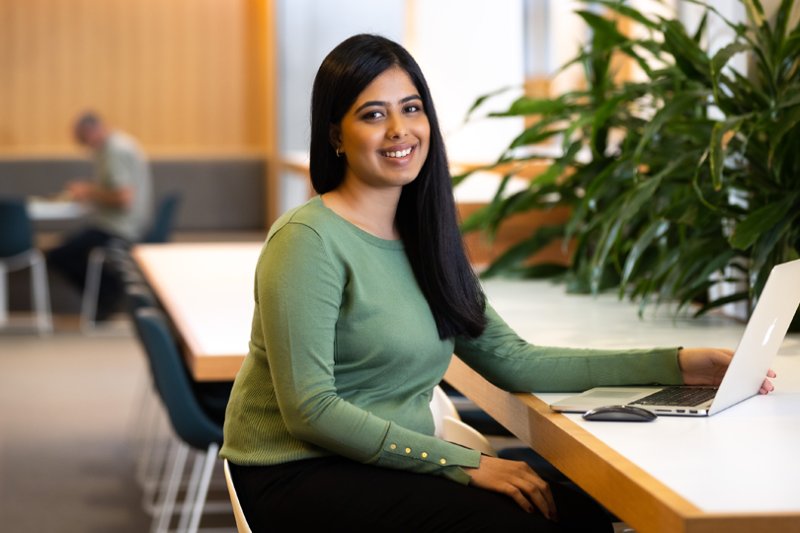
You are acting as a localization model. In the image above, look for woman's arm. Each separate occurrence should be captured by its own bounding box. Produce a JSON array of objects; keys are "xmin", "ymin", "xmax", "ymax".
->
[
  {"xmin": 455, "ymin": 302, "xmax": 776, "ymax": 394},
  {"xmin": 257, "ymin": 223, "xmax": 480, "ymax": 483},
  {"xmin": 454, "ymin": 303, "xmax": 684, "ymax": 392}
]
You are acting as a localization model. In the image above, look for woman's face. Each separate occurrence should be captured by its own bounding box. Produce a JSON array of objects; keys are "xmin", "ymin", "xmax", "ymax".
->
[{"xmin": 333, "ymin": 67, "xmax": 430, "ymax": 192}]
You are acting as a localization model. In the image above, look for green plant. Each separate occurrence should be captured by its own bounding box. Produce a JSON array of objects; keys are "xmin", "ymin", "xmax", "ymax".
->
[{"xmin": 458, "ymin": 0, "xmax": 800, "ymax": 325}]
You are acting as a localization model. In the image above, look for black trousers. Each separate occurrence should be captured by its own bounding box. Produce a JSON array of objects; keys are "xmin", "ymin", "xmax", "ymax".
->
[
  {"xmin": 229, "ymin": 456, "xmax": 613, "ymax": 533},
  {"xmin": 47, "ymin": 228, "xmax": 124, "ymax": 318}
]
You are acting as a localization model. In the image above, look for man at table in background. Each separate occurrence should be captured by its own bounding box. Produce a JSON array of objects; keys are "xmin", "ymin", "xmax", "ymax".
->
[{"xmin": 48, "ymin": 112, "xmax": 153, "ymax": 321}]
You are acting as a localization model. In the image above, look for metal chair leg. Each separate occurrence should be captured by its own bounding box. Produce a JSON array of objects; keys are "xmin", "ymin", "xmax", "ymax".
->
[
  {"xmin": 142, "ymin": 416, "xmax": 171, "ymax": 516},
  {"xmin": 81, "ymin": 247, "xmax": 106, "ymax": 333},
  {"xmin": 0, "ymin": 252, "xmax": 52, "ymax": 335},
  {"xmin": 0, "ymin": 263, "xmax": 7, "ymax": 327},
  {"xmin": 30, "ymin": 250, "xmax": 53, "ymax": 336},
  {"xmin": 177, "ymin": 451, "xmax": 206, "ymax": 533},
  {"xmin": 130, "ymin": 375, "xmax": 154, "ymax": 457},
  {"xmin": 152, "ymin": 439, "xmax": 189, "ymax": 533},
  {"xmin": 187, "ymin": 442, "xmax": 220, "ymax": 533},
  {"xmin": 136, "ymin": 390, "xmax": 161, "ymax": 488},
  {"xmin": 141, "ymin": 407, "xmax": 173, "ymax": 514}
]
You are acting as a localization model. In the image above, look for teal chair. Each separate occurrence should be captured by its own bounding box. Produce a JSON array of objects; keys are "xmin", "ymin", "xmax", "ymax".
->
[
  {"xmin": 124, "ymin": 282, "xmax": 157, "ymax": 316},
  {"xmin": 133, "ymin": 307, "xmax": 229, "ymax": 533},
  {"xmin": 0, "ymin": 198, "xmax": 52, "ymax": 335},
  {"xmin": 141, "ymin": 193, "xmax": 181, "ymax": 244},
  {"xmin": 123, "ymin": 282, "xmax": 163, "ymax": 494}
]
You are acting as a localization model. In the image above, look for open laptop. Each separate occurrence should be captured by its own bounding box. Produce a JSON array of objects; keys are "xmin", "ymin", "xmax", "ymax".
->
[{"xmin": 550, "ymin": 258, "xmax": 800, "ymax": 417}]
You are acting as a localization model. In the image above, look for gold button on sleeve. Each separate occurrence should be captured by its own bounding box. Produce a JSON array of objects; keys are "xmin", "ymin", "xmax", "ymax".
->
[
  {"xmin": 440, "ymin": 458, "xmax": 446, "ymax": 464},
  {"xmin": 390, "ymin": 444, "xmax": 396, "ymax": 450},
  {"xmin": 421, "ymin": 452, "xmax": 428, "ymax": 458},
  {"xmin": 405, "ymin": 447, "xmax": 411, "ymax": 454}
]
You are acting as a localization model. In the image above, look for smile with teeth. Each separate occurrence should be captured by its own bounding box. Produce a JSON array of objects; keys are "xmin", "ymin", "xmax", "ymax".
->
[{"xmin": 381, "ymin": 147, "xmax": 413, "ymax": 158}]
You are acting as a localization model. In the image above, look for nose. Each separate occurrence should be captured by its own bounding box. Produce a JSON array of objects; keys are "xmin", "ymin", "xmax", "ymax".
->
[{"xmin": 387, "ymin": 113, "xmax": 408, "ymax": 140}]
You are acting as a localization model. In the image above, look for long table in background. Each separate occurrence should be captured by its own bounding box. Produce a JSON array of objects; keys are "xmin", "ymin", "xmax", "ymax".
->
[
  {"xmin": 133, "ymin": 242, "xmax": 800, "ymax": 532},
  {"xmin": 132, "ymin": 243, "xmax": 261, "ymax": 381}
]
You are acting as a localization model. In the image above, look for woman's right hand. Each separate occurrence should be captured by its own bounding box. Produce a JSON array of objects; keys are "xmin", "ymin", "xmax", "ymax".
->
[{"xmin": 462, "ymin": 456, "xmax": 558, "ymax": 521}]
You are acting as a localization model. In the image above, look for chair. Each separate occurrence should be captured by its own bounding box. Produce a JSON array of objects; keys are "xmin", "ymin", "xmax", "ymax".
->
[
  {"xmin": 82, "ymin": 193, "xmax": 180, "ymax": 332},
  {"xmin": 0, "ymin": 199, "xmax": 53, "ymax": 335},
  {"xmin": 123, "ymin": 282, "xmax": 164, "ymax": 489},
  {"xmin": 223, "ymin": 459, "xmax": 253, "ymax": 533},
  {"xmin": 430, "ymin": 386, "xmax": 497, "ymax": 456},
  {"xmin": 442, "ymin": 416, "xmax": 497, "ymax": 457},
  {"xmin": 125, "ymin": 282, "xmax": 157, "ymax": 316},
  {"xmin": 141, "ymin": 193, "xmax": 181, "ymax": 244},
  {"xmin": 430, "ymin": 384, "xmax": 460, "ymax": 439},
  {"xmin": 133, "ymin": 307, "xmax": 232, "ymax": 533}
]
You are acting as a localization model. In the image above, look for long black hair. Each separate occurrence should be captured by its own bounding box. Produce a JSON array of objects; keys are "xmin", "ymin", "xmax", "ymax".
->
[{"xmin": 309, "ymin": 34, "xmax": 486, "ymax": 340}]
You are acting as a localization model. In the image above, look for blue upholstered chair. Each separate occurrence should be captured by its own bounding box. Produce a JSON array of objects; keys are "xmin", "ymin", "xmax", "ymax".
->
[
  {"xmin": 0, "ymin": 198, "xmax": 53, "ymax": 335},
  {"xmin": 123, "ymin": 281, "xmax": 162, "ymax": 488},
  {"xmin": 141, "ymin": 193, "xmax": 181, "ymax": 244},
  {"xmin": 82, "ymin": 193, "xmax": 180, "ymax": 332},
  {"xmin": 124, "ymin": 282, "xmax": 157, "ymax": 316},
  {"xmin": 133, "ymin": 307, "xmax": 228, "ymax": 533}
]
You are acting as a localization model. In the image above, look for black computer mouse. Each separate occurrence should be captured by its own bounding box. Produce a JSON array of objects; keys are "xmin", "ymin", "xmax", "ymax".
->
[{"xmin": 582, "ymin": 405, "xmax": 657, "ymax": 422}]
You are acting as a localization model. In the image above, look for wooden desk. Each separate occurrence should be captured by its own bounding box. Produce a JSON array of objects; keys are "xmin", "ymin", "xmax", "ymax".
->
[
  {"xmin": 446, "ymin": 281, "xmax": 800, "ymax": 533},
  {"xmin": 133, "ymin": 243, "xmax": 800, "ymax": 531},
  {"xmin": 132, "ymin": 242, "xmax": 262, "ymax": 381}
]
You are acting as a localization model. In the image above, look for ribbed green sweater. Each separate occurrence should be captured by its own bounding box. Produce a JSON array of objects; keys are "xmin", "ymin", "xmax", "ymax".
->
[{"xmin": 220, "ymin": 196, "xmax": 684, "ymax": 485}]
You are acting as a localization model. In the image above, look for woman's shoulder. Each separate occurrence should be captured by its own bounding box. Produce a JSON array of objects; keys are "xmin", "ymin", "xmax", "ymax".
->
[
  {"xmin": 259, "ymin": 197, "xmax": 347, "ymax": 280},
  {"xmin": 267, "ymin": 196, "xmax": 334, "ymax": 242},
  {"xmin": 266, "ymin": 195, "xmax": 403, "ymax": 257}
]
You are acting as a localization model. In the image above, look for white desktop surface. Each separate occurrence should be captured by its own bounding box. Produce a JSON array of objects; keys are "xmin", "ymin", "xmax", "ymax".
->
[
  {"xmin": 483, "ymin": 280, "xmax": 800, "ymax": 515},
  {"xmin": 133, "ymin": 242, "xmax": 263, "ymax": 380},
  {"xmin": 26, "ymin": 198, "xmax": 86, "ymax": 220}
]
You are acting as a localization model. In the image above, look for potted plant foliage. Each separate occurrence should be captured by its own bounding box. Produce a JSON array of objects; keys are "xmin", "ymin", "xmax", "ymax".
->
[{"xmin": 458, "ymin": 0, "xmax": 800, "ymax": 328}]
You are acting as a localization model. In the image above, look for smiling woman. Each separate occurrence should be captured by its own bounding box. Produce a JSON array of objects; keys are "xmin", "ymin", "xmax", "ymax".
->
[
  {"xmin": 330, "ymin": 68, "xmax": 430, "ymax": 202},
  {"xmin": 217, "ymin": 34, "xmax": 747, "ymax": 533}
]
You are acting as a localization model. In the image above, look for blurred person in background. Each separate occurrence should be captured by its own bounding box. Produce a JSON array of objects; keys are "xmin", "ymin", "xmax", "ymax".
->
[{"xmin": 49, "ymin": 112, "xmax": 153, "ymax": 320}]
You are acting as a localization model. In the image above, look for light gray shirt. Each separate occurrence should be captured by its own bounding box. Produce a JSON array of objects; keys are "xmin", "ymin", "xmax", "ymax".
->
[{"xmin": 92, "ymin": 131, "xmax": 153, "ymax": 241}]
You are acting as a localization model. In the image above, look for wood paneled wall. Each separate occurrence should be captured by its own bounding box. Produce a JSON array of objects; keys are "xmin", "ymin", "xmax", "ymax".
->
[{"xmin": 0, "ymin": 0, "xmax": 275, "ymax": 156}]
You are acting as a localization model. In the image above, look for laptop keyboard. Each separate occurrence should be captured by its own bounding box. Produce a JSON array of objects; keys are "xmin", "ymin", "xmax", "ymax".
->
[{"xmin": 629, "ymin": 387, "xmax": 718, "ymax": 407}]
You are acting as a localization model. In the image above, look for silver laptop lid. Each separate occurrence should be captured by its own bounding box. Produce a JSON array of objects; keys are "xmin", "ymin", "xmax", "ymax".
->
[{"xmin": 709, "ymin": 258, "xmax": 800, "ymax": 415}]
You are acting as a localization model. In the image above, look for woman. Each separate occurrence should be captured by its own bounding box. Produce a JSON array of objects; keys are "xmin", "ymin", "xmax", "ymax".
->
[{"xmin": 220, "ymin": 34, "xmax": 773, "ymax": 532}]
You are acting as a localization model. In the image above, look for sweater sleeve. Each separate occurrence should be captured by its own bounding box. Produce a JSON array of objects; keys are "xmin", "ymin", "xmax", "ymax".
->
[
  {"xmin": 258, "ymin": 223, "xmax": 480, "ymax": 484},
  {"xmin": 454, "ymin": 302, "xmax": 684, "ymax": 392},
  {"xmin": 106, "ymin": 144, "xmax": 136, "ymax": 191}
]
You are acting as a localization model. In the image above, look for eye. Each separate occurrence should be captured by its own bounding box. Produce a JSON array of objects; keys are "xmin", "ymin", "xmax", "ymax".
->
[
  {"xmin": 362, "ymin": 110, "xmax": 384, "ymax": 120},
  {"xmin": 404, "ymin": 103, "xmax": 422, "ymax": 113}
]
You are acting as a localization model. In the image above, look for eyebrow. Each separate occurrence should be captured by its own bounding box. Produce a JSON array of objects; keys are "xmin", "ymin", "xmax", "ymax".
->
[{"xmin": 354, "ymin": 95, "xmax": 422, "ymax": 114}]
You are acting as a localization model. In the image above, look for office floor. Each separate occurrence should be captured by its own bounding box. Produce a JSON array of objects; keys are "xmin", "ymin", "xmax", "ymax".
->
[{"xmin": 0, "ymin": 320, "xmax": 236, "ymax": 533}]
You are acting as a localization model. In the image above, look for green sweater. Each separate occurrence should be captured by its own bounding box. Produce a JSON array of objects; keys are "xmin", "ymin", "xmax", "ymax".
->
[{"xmin": 220, "ymin": 196, "xmax": 684, "ymax": 485}]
